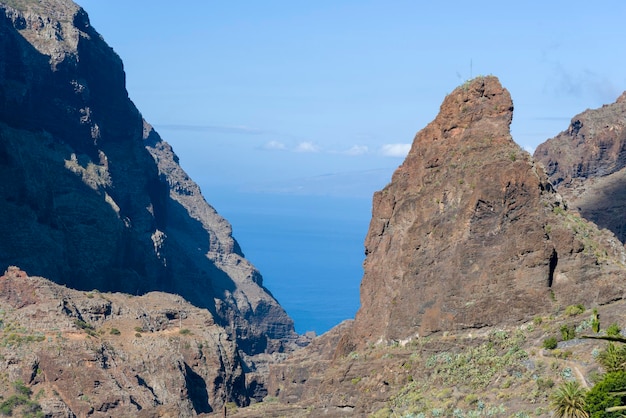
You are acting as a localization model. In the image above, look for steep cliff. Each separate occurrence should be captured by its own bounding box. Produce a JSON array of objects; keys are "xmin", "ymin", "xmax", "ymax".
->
[
  {"xmin": 344, "ymin": 76, "xmax": 626, "ymax": 348},
  {"xmin": 534, "ymin": 92, "xmax": 626, "ymax": 243},
  {"xmin": 0, "ymin": 0, "xmax": 294, "ymax": 355}
]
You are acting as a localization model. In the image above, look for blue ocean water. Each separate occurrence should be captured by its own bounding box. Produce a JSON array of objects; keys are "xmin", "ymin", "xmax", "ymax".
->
[{"xmin": 205, "ymin": 190, "xmax": 373, "ymax": 335}]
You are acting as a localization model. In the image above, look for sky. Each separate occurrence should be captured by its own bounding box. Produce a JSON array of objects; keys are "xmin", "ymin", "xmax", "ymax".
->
[
  {"xmin": 74, "ymin": 1, "xmax": 626, "ymax": 333},
  {"xmin": 76, "ymin": 0, "xmax": 626, "ymax": 196}
]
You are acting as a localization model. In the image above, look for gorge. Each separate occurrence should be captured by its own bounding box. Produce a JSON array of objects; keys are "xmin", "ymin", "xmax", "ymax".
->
[{"xmin": 0, "ymin": 1, "xmax": 625, "ymax": 417}]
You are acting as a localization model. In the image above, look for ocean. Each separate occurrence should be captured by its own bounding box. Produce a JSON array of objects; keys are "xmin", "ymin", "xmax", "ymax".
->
[{"xmin": 204, "ymin": 190, "xmax": 373, "ymax": 335}]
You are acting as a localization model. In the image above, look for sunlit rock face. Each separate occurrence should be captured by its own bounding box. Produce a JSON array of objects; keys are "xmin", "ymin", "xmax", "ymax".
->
[{"xmin": 347, "ymin": 76, "xmax": 626, "ymax": 348}]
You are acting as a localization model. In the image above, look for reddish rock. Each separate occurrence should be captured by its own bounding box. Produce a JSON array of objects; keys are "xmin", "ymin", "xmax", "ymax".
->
[
  {"xmin": 342, "ymin": 76, "xmax": 626, "ymax": 348},
  {"xmin": 0, "ymin": 268, "xmax": 248, "ymax": 417}
]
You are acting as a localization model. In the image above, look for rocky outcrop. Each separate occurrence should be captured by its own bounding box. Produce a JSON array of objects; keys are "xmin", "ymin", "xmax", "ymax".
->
[
  {"xmin": 0, "ymin": 266, "xmax": 246, "ymax": 417},
  {"xmin": 258, "ymin": 77, "xmax": 626, "ymax": 416},
  {"xmin": 0, "ymin": 0, "xmax": 294, "ymax": 356},
  {"xmin": 534, "ymin": 92, "xmax": 626, "ymax": 243},
  {"xmin": 342, "ymin": 76, "xmax": 626, "ymax": 349}
]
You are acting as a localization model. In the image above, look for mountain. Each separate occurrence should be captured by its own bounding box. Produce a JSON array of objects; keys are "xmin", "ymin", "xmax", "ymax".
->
[
  {"xmin": 342, "ymin": 76, "xmax": 626, "ymax": 350},
  {"xmin": 0, "ymin": 0, "xmax": 295, "ymax": 358},
  {"xmin": 259, "ymin": 76, "xmax": 626, "ymax": 416},
  {"xmin": 534, "ymin": 92, "xmax": 626, "ymax": 243}
]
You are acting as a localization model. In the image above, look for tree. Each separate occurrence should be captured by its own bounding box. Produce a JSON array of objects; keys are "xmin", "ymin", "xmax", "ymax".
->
[
  {"xmin": 585, "ymin": 371, "xmax": 626, "ymax": 418},
  {"xmin": 550, "ymin": 380, "xmax": 589, "ymax": 418}
]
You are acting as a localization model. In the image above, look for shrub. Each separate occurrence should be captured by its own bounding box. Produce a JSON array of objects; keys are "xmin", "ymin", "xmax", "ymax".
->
[
  {"xmin": 607, "ymin": 323, "xmax": 622, "ymax": 337},
  {"xmin": 179, "ymin": 328, "xmax": 192, "ymax": 336},
  {"xmin": 565, "ymin": 304, "xmax": 586, "ymax": 316},
  {"xmin": 561, "ymin": 325, "xmax": 576, "ymax": 341},
  {"xmin": 74, "ymin": 319, "xmax": 97, "ymax": 337},
  {"xmin": 543, "ymin": 337, "xmax": 558, "ymax": 350},
  {"xmin": 109, "ymin": 328, "xmax": 121, "ymax": 336},
  {"xmin": 537, "ymin": 378, "xmax": 555, "ymax": 391},
  {"xmin": 592, "ymin": 309, "xmax": 600, "ymax": 333},
  {"xmin": 597, "ymin": 343, "xmax": 626, "ymax": 373}
]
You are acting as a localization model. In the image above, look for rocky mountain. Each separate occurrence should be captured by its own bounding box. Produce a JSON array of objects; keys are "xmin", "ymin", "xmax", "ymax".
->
[
  {"xmin": 340, "ymin": 76, "xmax": 626, "ymax": 350},
  {"xmin": 256, "ymin": 76, "xmax": 626, "ymax": 416},
  {"xmin": 534, "ymin": 92, "xmax": 626, "ymax": 243},
  {"xmin": 0, "ymin": 0, "xmax": 295, "ymax": 357}
]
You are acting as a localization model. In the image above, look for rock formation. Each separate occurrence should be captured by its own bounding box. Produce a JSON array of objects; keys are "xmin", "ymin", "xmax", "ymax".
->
[
  {"xmin": 0, "ymin": 0, "xmax": 294, "ymax": 356},
  {"xmin": 0, "ymin": 266, "xmax": 247, "ymax": 417},
  {"xmin": 341, "ymin": 76, "xmax": 626, "ymax": 349},
  {"xmin": 534, "ymin": 92, "xmax": 626, "ymax": 243},
  {"xmin": 262, "ymin": 77, "xmax": 626, "ymax": 416}
]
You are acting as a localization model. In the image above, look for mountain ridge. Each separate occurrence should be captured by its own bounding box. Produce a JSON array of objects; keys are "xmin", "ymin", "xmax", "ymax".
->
[{"xmin": 0, "ymin": 0, "xmax": 296, "ymax": 357}]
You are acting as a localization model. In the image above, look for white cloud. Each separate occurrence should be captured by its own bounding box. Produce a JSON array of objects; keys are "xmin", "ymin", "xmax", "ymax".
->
[
  {"xmin": 263, "ymin": 140, "xmax": 287, "ymax": 150},
  {"xmin": 344, "ymin": 145, "xmax": 369, "ymax": 156},
  {"xmin": 295, "ymin": 141, "xmax": 320, "ymax": 153},
  {"xmin": 380, "ymin": 143, "xmax": 411, "ymax": 157}
]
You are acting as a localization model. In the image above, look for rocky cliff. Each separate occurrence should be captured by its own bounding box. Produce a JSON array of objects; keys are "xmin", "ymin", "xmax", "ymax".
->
[
  {"xmin": 254, "ymin": 76, "xmax": 626, "ymax": 417},
  {"xmin": 534, "ymin": 92, "xmax": 626, "ymax": 243},
  {"xmin": 0, "ymin": 266, "xmax": 247, "ymax": 417},
  {"xmin": 341, "ymin": 76, "xmax": 626, "ymax": 349},
  {"xmin": 0, "ymin": 0, "xmax": 294, "ymax": 356}
]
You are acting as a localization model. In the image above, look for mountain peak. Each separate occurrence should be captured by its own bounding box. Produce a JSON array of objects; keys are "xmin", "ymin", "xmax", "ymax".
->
[{"xmin": 345, "ymin": 76, "xmax": 626, "ymax": 348}]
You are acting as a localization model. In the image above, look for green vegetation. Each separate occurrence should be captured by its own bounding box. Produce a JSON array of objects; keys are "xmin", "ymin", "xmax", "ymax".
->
[
  {"xmin": 543, "ymin": 337, "xmax": 558, "ymax": 350},
  {"xmin": 591, "ymin": 309, "xmax": 601, "ymax": 333},
  {"xmin": 74, "ymin": 319, "xmax": 97, "ymax": 337},
  {"xmin": 179, "ymin": 328, "xmax": 192, "ymax": 336},
  {"xmin": 597, "ymin": 343, "xmax": 626, "ymax": 374},
  {"xmin": 606, "ymin": 324, "xmax": 622, "ymax": 337},
  {"xmin": 422, "ymin": 330, "xmax": 527, "ymax": 390},
  {"xmin": 109, "ymin": 328, "xmax": 121, "ymax": 336},
  {"xmin": 561, "ymin": 325, "xmax": 577, "ymax": 341},
  {"xmin": 549, "ymin": 381, "xmax": 589, "ymax": 418},
  {"xmin": 565, "ymin": 304, "xmax": 586, "ymax": 316},
  {"xmin": 585, "ymin": 371, "xmax": 626, "ymax": 417},
  {"xmin": 0, "ymin": 380, "xmax": 43, "ymax": 417}
]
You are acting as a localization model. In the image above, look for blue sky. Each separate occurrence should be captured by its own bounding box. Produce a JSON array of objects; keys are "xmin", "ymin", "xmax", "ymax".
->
[{"xmin": 77, "ymin": 0, "xmax": 626, "ymax": 197}]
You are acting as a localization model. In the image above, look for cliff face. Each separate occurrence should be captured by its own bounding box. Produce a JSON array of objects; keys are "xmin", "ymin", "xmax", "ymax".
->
[
  {"xmin": 346, "ymin": 76, "xmax": 626, "ymax": 347},
  {"xmin": 262, "ymin": 77, "xmax": 626, "ymax": 416},
  {"xmin": 534, "ymin": 92, "xmax": 626, "ymax": 243},
  {"xmin": 0, "ymin": 0, "xmax": 293, "ymax": 355}
]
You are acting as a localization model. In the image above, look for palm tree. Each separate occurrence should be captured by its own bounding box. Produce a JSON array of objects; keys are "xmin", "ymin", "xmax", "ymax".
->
[{"xmin": 550, "ymin": 380, "xmax": 589, "ymax": 418}]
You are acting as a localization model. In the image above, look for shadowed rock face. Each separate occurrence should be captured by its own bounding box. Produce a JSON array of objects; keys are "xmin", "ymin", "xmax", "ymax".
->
[
  {"xmin": 534, "ymin": 92, "xmax": 626, "ymax": 243},
  {"xmin": 0, "ymin": 0, "xmax": 294, "ymax": 355},
  {"xmin": 344, "ymin": 76, "xmax": 626, "ymax": 348}
]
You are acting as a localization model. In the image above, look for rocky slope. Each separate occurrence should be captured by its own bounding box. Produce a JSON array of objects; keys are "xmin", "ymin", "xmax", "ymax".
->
[
  {"xmin": 0, "ymin": 266, "xmax": 247, "ymax": 417},
  {"xmin": 534, "ymin": 92, "xmax": 626, "ymax": 243},
  {"xmin": 258, "ymin": 76, "xmax": 626, "ymax": 416},
  {"xmin": 0, "ymin": 0, "xmax": 294, "ymax": 356}
]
